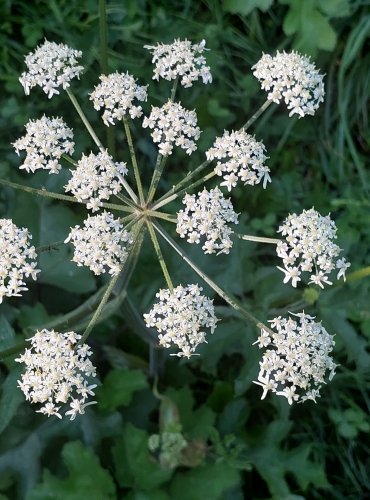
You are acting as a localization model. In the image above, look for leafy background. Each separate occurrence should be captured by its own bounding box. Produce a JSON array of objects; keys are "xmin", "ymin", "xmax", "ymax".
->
[{"xmin": 0, "ymin": 0, "xmax": 369, "ymax": 498}]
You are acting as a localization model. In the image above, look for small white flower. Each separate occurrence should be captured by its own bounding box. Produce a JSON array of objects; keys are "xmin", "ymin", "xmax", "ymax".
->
[
  {"xmin": 0, "ymin": 219, "xmax": 40, "ymax": 303},
  {"xmin": 206, "ymin": 130, "xmax": 270, "ymax": 191},
  {"xmin": 65, "ymin": 211, "xmax": 133, "ymax": 275},
  {"xmin": 252, "ymin": 51, "xmax": 325, "ymax": 118},
  {"xmin": 143, "ymin": 100, "xmax": 201, "ymax": 156},
  {"xmin": 16, "ymin": 329, "xmax": 97, "ymax": 419},
  {"xmin": 64, "ymin": 151, "xmax": 127, "ymax": 211},
  {"xmin": 20, "ymin": 40, "xmax": 83, "ymax": 97},
  {"xmin": 145, "ymin": 39, "xmax": 212, "ymax": 87},
  {"xmin": 253, "ymin": 312, "xmax": 336, "ymax": 403},
  {"xmin": 144, "ymin": 284, "xmax": 218, "ymax": 358},
  {"xmin": 176, "ymin": 188, "xmax": 239, "ymax": 255},
  {"xmin": 276, "ymin": 208, "xmax": 350, "ymax": 288},
  {"xmin": 13, "ymin": 116, "xmax": 74, "ymax": 174},
  {"xmin": 90, "ymin": 72, "xmax": 148, "ymax": 126}
]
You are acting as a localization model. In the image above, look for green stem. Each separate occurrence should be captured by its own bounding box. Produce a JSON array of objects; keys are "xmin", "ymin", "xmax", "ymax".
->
[
  {"xmin": 66, "ymin": 88, "xmax": 138, "ymax": 204},
  {"xmin": 346, "ymin": 266, "xmax": 370, "ymax": 283},
  {"xmin": 170, "ymin": 77, "xmax": 178, "ymax": 102},
  {"xmin": 123, "ymin": 117, "xmax": 145, "ymax": 204},
  {"xmin": 235, "ymin": 233, "xmax": 280, "ymax": 244},
  {"xmin": 152, "ymin": 171, "xmax": 216, "ymax": 211},
  {"xmin": 147, "ymin": 210, "xmax": 176, "ymax": 223},
  {"xmin": 0, "ymin": 178, "xmax": 134, "ymax": 213},
  {"xmin": 242, "ymin": 100, "xmax": 273, "ymax": 131},
  {"xmin": 36, "ymin": 241, "xmax": 64, "ymax": 253},
  {"xmin": 147, "ymin": 154, "xmax": 167, "ymax": 205},
  {"xmin": 153, "ymin": 222, "xmax": 270, "ymax": 332},
  {"xmin": 146, "ymin": 220, "xmax": 174, "ymax": 292},
  {"xmin": 62, "ymin": 154, "xmax": 77, "ymax": 166},
  {"xmin": 0, "ymin": 341, "xmax": 28, "ymax": 360}
]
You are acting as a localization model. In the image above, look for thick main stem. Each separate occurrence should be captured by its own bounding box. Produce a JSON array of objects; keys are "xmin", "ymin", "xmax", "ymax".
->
[
  {"xmin": 123, "ymin": 117, "xmax": 145, "ymax": 204},
  {"xmin": 153, "ymin": 222, "xmax": 269, "ymax": 332}
]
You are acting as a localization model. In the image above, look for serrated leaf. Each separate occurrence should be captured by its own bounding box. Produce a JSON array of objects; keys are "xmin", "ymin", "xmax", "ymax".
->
[
  {"xmin": 0, "ymin": 367, "xmax": 24, "ymax": 433},
  {"xmin": 28, "ymin": 441, "xmax": 116, "ymax": 500},
  {"xmin": 96, "ymin": 369, "xmax": 148, "ymax": 411},
  {"xmin": 224, "ymin": 0, "xmax": 273, "ymax": 15},
  {"xmin": 112, "ymin": 423, "xmax": 172, "ymax": 490}
]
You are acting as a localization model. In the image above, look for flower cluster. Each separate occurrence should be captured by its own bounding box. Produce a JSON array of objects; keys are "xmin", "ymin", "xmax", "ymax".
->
[
  {"xmin": 144, "ymin": 284, "xmax": 218, "ymax": 358},
  {"xmin": 252, "ymin": 51, "xmax": 325, "ymax": 118},
  {"xmin": 143, "ymin": 100, "xmax": 200, "ymax": 156},
  {"xmin": 176, "ymin": 187, "xmax": 239, "ymax": 255},
  {"xmin": 276, "ymin": 208, "xmax": 350, "ymax": 288},
  {"xmin": 16, "ymin": 329, "xmax": 97, "ymax": 420},
  {"xmin": 65, "ymin": 212, "xmax": 133, "ymax": 275},
  {"xmin": 64, "ymin": 151, "xmax": 127, "ymax": 211},
  {"xmin": 253, "ymin": 312, "xmax": 336, "ymax": 404},
  {"xmin": 13, "ymin": 116, "xmax": 74, "ymax": 174},
  {"xmin": 90, "ymin": 72, "xmax": 148, "ymax": 126},
  {"xmin": 19, "ymin": 40, "xmax": 83, "ymax": 98},
  {"xmin": 0, "ymin": 219, "xmax": 40, "ymax": 303},
  {"xmin": 206, "ymin": 130, "xmax": 270, "ymax": 191},
  {"xmin": 145, "ymin": 39, "xmax": 212, "ymax": 87}
]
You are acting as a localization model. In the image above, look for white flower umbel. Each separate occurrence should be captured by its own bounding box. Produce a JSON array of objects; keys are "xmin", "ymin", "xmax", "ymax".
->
[
  {"xmin": 253, "ymin": 312, "xmax": 336, "ymax": 404},
  {"xmin": 16, "ymin": 329, "xmax": 97, "ymax": 420},
  {"xmin": 252, "ymin": 51, "xmax": 325, "ymax": 118},
  {"xmin": 143, "ymin": 100, "xmax": 201, "ymax": 156},
  {"xmin": 276, "ymin": 208, "xmax": 350, "ymax": 288},
  {"xmin": 19, "ymin": 40, "xmax": 83, "ymax": 98},
  {"xmin": 13, "ymin": 115, "xmax": 74, "ymax": 174},
  {"xmin": 0, "ymin": 219, "xmax": 40, "ymax": 303},
  {"xmin": 145, "ymin": 39, "xmax": 212, "ymax": 88},
  {"xmin": 65, "ymin": 212, "xmax": 133, "ymax": 276},
  {"xmin": 64, "ymin": 151, "xmax": 127, "ymax": 211},
  {"xmin": 144, "ymin": 284, "xmax": 218, "ymax": 358},
  {"xmin": 90, "ymin": 72, "xmax": 148, "ymax": 126},
  {"xmin": 206, "ymin": 130, "xmax": 270, "ymax": 191},
  {"xmin": 176, "ymin": 187, "xmax": 239, "ymax": 255}
]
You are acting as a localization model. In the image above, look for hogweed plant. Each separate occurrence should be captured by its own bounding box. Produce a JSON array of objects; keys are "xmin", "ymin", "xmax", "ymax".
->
[{"xmin": 1, "ymin": 38, "xmax": 351, "ymax": 420}]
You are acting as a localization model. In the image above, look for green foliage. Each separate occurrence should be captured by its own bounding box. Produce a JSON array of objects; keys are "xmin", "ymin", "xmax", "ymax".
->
[{"xmin": 96, "ymin": 369, "xmax": 148, "ymax": 410}]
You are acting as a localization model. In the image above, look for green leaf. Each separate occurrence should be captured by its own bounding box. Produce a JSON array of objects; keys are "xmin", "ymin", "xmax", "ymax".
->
[
  {"xmin": 224, "ymin": 0, "xmax": 273, "ymax": 15},
  {"xmin": 112, "ymin": 423, "xmax": 172, "ymax": 490},
  {"xmin": 0, "ymin": 315, "xmax": 16, "ymax": 350},
  {"xmin": 0, "ymin": 367, "xmax": 24, "ymax": 433},
  {"xmin": 18, "ymin": 303, "xmax": 55, "ymax": 330},
  {"xmin": 96, "ymin": 369, "xmax": 148, "ymax": 411},
  {"xmin": 28, "ymin": 441, "xmax": 116, "ymax": 500},
  {"xmin": 169, "ymin": 463, "xmax": 240, "ymax": 500}
]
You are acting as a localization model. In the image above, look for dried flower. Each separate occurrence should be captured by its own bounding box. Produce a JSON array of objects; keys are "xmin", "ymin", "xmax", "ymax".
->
[
  {"xmin": 12, "ymin": 115, "xmax": 74, "ymax": 174},
  {"xmin": 206, "ymin": 130, "xmax": 270, "ymax": 191},
  {"xmin": 276, "ymin": 208, "xmax": 350, "ymax": 288},
  {"xmin": 90, "ymin": 72, "xmax": 148, "ymax": 126},
  {"xmin": 143, "ymin": 100, "xmax": 201, "ymax": 156},
  {"xmin": 253, "ymin": 312, "xmax": 336, "ymax": 404},
  {"xmin": 176, "ymin": 187, "xmax": 239, "ymax": 255},
  {"xmin": 144, "ymin": 284, "xmax": 218, "ymax": 358},
  {"xmin": 0, "ymin": 219, "xmax": 40, "ymax": 303},
  {"xmin": 20, "ymin": 40, "xmax": 83, "ymax": 98},
  {"xmin": 145, "ymin": 39, "xmax": 212, "ymax": 88},
  {"xmin": 64, "ymin": 151, "xmax": 127, "ymax": 211},
  {"xmin": 252, "ymin": 51, "xmax": 325, "ymax": 118},
  {"xmin": 16, "ymin": 329, "xmax": 97, "ymax": 420},
  {"xmin": 64, "ymin": 211, "xmax": 133, "ymax": 276}
]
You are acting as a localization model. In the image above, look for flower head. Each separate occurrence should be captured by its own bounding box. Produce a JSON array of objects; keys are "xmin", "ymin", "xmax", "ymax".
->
[
  {"xmin": 143, "ymin": 100, "xmax": 200, "ymax": 156},
  {"xmin": 252, "ymin": 51, "xmax": 325, "ymax": 118},
  {"xmin": 0, "ymin": 219, "xmax": 40, "ymax": 303},
  {"xmin": 64, "ymin": 212, "xmax": 133, "ymax": 276},
  {"xmin": 253, "ymin": 312, "xmax": 336, "ymax": 404},
  {"xmin": 20, "ymin": 40, "xmax": 83, "ymax": 98},
  {"xmin": 206, "ymin": 130, "xmax": 270, "ymax": 191},
  {"xmin": 16, "ymin": 329, "xmax": 97, "ymax": 419},
  {"xmin": 176, "ymin": 187, "xmax": 239, "ymax": 255},
  {"xmin": 64, "ymin": 151, "xmax": 127, "ymax": 211},
  {"xmin": 13, "ymin": 116, "xmax": 74, "ymax": 174},
  {"xmin": 145, "ymin": 39, "xmax": 212, "ymax": 87},
  {"xmin": 90, "ymin": 72, "xmax": 148, "ymax": 126},
  {"xmin": 276, "ymin": 208, "xmax": 350, "ymax": 288},
  {"xmin": 144, "ymin": 284, "xmax": 218, "ymax": 358}
]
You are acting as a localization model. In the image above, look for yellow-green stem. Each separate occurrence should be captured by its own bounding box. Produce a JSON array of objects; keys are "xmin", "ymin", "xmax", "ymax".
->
[
  {"xmin": 123, "ymin": 117, "xmax": 145, "ymax": 204},
  {"xmin": 146, "ymin": 220, "xmax": 174, "ymax": 292},
  {"xmin": 242, "ymin": 100, "xmax": 273, "ymax": 131},
  {"xmin": 235, "ymin": 233, "xmax": 280, "ymax": 244}
]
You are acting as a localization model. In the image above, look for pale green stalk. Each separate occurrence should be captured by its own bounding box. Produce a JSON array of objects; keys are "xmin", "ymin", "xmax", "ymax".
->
[
  {"xmin": 242, "ymin": 100, "xmax": 273, "ymax": 131},
  {"xmin": 123, "ymin": 117, "xmax": 145, "ymax": 204},
  {"xmin": 235, "ymin": 233, "xmax": 280, "ymax": 244},
  {"xmin": 153, "ymin": 222, "xmax": 271, "ymax": 332},
  {"xmin": 146, "ymin": 220, "xmax": 174, "ymax": 292},
  {"xmin": 66, "ymin": 88, "xmax": 138, "ymax": 204},
  {"xmin": 146, "ymin": 153, "xmax": 167, "ymax": 205},
  {"xmin": 147, "ymin": 210, "xmax": 176, "ymax": 223},
  {"xmin": 62, "ymin": 154, "xmax": 77, "ymax": 166},
  {"xmin": 0, "ymin": 178, "xmax": 134, "ymax": 213}
]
